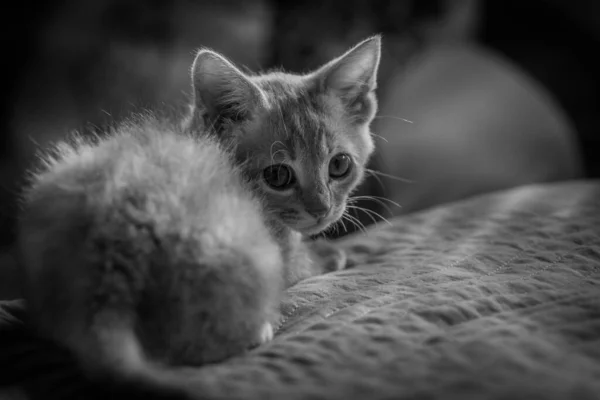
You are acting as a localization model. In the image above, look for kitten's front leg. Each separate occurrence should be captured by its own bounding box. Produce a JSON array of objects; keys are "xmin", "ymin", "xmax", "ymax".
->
[
  {"xmin": 306, "ymin": 239, "xmax": 347, "ymax": 274},
  {"xmin": 284, "ymin": 231, "xmax": 348, "ymax": 287}
]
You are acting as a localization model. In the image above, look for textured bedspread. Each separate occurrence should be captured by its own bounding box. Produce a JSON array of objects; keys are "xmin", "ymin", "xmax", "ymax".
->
[{"xmin": 2, "ymin": 180, "xmax": 600, "ymax": 400}]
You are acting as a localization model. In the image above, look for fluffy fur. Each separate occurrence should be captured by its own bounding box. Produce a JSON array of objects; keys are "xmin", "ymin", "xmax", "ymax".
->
[
  {"xmin": 19, "ymin": 120, "xmax": 282, "ymax": 397},
  {"xmin": 17, "ymin": 36, "xmax": 381, "ymax": 396}
]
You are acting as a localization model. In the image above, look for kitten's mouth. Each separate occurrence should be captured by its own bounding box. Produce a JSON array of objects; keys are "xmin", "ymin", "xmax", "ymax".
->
[
  {"xmin": 299, "ymin": 223, "xmax": 330, "ymax": 236},
  {"xmin": 297, "ymin": 215, "xmax": 341, "ymax": 236}
]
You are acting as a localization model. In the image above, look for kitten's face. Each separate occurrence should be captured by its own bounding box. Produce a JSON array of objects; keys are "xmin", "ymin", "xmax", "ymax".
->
[
  {"xmin": 234, "ymin": 86, "xmax": 374, "ymax": 236},
  {"xmin": 189, "ymin": 36, "xmax": 381, "ymax": 235}
]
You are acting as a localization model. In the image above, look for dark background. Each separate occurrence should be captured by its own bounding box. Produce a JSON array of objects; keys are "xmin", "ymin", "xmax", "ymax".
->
[{"xmin": 1, "ymin": 0, "xmax": 599, "ymax": 256}]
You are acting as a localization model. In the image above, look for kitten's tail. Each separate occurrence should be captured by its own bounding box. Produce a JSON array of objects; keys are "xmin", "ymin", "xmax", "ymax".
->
[{"xmin": 75, "ymin": 315, "xmax": 199, "ymax": 400}]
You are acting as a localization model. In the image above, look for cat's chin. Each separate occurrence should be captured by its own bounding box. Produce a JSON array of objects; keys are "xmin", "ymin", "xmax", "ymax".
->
[
  {"xmin": 295, "ymin": 220, "xmax": 334, "ymax": 236},
  {"xmin": 293, "ymin": 210, "xmax": 345, "ymax": 236},
  {"xmin": 299, "ymin": 226, "xmax": 327, "ymax": 236}
]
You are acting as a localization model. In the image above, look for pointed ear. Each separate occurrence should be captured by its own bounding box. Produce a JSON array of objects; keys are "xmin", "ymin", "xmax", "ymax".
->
[
  {"xmin": 313, "ymin": 36, "xmax": 381, "ymax": 122},
  {"xmin": 190, "ymin": 49, "xmax": 266, "ymax": 132}
]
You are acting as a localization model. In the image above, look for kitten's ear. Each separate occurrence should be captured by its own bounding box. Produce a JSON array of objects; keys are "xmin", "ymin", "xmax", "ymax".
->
[
  {"xmin": 313, "ymin": 36, "xmax": 381, "ymax": 122},
  {"xmin": 191, "ymin": 49, "xmax": 265, "ymax": 131}
]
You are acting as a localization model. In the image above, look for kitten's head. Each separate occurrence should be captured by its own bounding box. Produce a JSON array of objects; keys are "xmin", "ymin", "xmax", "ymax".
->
[{"xmin": 188, "ymin": 36, "xmax": 381, "ymax": 236}]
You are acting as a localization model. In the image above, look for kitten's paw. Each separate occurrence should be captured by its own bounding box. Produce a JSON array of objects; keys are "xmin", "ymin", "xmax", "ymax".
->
[
  {"xmin": 310, "ymin": 240, "xmax": 348, "ymax": 273},
  {"xmin": 323, "ymin": 248, "xmax": 347, "ymax": 273},
  {"xmin": 258, "ymin": 321, "xmax": 274, "ymax": 344}
]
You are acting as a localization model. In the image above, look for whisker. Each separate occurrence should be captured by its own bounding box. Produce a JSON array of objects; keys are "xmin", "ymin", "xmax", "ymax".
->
[
  {"xmin": 333, "ymin": 219, "xmax": 348, "ymax": 235},
  {"xmin": 337, "ymin": 216, "xmax": 348, "ymax": 234},
  {"xmin": 342, "ymin": 214, "xmax": 360, "ymax": 235},
  {"xmin": 347, "ymin": 205, "xmax": 392, "ymax": 226},
  {"xmin": 366, "ymin": 168, "xmax": 414, "ymax": 184},
  {"xmin": 350, "ymin": 215, "xmax": 368, "ymax": 235},
  {"xmin": 371, "ymin": 133, "xmax": 388, "ymax": 143},
  {"xmin": 347, "ymin": 205, "xmax": 379, "ymax": 225},
  {"xmin": 343, "ymin": 212, "xmax": 367, "ymax": 235},
  {"xmin": 348, "ymin": 196, "xmax": 393, "ymax": 216},
  {"xmin": 351, "ymin": 195, "xmax": 402, "ymax": 209},
  {"xmin": 347, "ymin": 205, "xmax": 379, "ymax": 226},
  {"xmin": 365, "ymin": 168, "xmax": 386, "ymax": 191},
  {"xmin": 340, "ymin": 211, "xmax": 354, "ymax": 229},
  {"xmin": 332, "ymin": 222, "xmax": 340, "ymax": 236},
  {"xmin": 374, "ymin": 115, "xmax": 414, "ymax": 124},
  {"xmin": 322, "ymin": 222, "xmax": 337, "ymax": 238},
  {"xmin": 349, "ymin": 195, "xmax": 401, "ymax": 216}
]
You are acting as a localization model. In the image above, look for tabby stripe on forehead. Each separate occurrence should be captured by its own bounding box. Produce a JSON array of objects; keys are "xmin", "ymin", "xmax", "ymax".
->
[
  {"xmin": 288, "ymin": 102, "xmax": 326, "ymax": 160},
  {"xmin": 310, "ymin": 97, "xmax": 335, "ymax": 156}
]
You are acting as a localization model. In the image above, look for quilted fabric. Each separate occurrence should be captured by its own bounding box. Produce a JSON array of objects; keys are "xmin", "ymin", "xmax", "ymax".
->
[
  {"xmin": 2, "ymin": 180, "xmax": 600, "ymax": 400},
  {"xmin": 177, "ymin": 180, "xmax": 600, "ymax": 400}
]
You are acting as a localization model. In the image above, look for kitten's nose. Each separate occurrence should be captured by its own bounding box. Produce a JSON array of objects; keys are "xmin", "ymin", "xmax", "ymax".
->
[{"xmin": 306, "ymin": 205, "xmax": 330, "ymax": 219}]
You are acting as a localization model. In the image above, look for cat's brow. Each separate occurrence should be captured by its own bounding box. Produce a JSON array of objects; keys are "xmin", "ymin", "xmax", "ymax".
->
[{"xmin": 320, "ymin": 130, "xmax": 332, "ymax": 156}]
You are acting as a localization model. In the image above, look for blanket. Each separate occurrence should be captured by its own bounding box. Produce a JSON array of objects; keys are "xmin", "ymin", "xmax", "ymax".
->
[{"xmin": 1, "ymin": 180, "xmax": 600, "ymax": 400}]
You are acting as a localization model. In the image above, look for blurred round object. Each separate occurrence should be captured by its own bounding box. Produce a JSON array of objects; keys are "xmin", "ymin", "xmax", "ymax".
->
[{"xmin": 377, "ymin": 43, "xmax": 583, "ymax": 214}]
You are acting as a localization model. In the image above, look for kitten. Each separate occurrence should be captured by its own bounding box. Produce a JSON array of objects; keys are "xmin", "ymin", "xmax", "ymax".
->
[
  {"xmin": 186, "ymin": 35, "xmax": 381, "ymax": 286},
  {"xmin": 17, "ymin": 36, "xmax": 381, "ymax": 396},
  {"xmin": 18, "ymin": 122, "xmax": 283, "ymax": 395}
]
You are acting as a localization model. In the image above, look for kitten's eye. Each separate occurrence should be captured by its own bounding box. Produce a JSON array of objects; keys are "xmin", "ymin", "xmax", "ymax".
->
[
  {"xmin": 328, "ymin": 153, "xmax": 353, "ymax": 179},
  {"xmin": 263, "ymin": 164, "xmax": 296, "ymax": 190}
]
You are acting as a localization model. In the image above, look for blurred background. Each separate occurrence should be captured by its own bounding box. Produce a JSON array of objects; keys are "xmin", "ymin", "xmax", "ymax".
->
[{"xmin": 1, "ymin": 0, "xmax": 599, "ymax": 298}]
